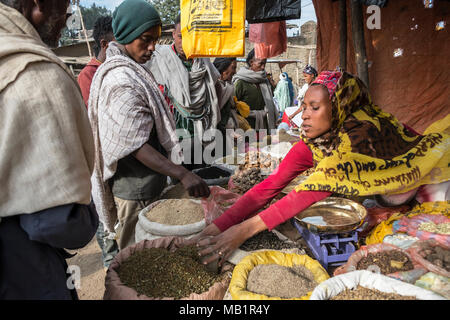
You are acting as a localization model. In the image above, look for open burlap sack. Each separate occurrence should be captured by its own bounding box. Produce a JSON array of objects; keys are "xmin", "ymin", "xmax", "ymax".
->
[{"xmin": 104, "ymin": 237, "xmax": 230, "ymax": 300}]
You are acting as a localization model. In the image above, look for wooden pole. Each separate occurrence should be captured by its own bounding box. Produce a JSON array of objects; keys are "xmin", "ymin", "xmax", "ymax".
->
[
  {"xmin": 339, "ymin": 0, "xmax": 347, "ymax": 70},
  {"xmin": 350, "ymin": 0, "xmax": 369, "ymax": 88},
  {"xmin": 77, "ymin": 5, "xmax": 93, "ymax": 58}
]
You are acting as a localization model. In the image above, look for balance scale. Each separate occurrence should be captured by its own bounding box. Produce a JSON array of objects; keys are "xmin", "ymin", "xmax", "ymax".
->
[
  {"xmin": 292, "ymin": 219, "xmax": 359, "ymax": 271},
  {"xmin": 291, "ymin": 197, "xmax": 367, "ymax": 271}
]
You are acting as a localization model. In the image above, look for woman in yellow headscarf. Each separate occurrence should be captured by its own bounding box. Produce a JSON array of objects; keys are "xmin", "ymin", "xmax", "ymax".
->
[{"xmin": 193, "ymin": 71, "xmax": 450, "ymax": 265}]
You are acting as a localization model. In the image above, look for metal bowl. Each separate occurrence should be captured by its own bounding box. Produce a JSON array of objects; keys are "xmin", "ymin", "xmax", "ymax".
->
[{"xmin": 294, "ymin": 197, "xmax": 367, "ymax": 234}]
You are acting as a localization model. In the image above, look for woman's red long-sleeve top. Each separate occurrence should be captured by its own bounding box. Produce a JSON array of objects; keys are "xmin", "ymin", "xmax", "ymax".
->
[{"xmin": 213, "ymin": 140, "xmax": 332, "ymax": 231}]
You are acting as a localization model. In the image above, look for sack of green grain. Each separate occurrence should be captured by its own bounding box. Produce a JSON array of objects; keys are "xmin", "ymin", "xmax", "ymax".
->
[
  {"xmin": 104, "ymin": 237, "xmax": 231, "ymax": 300},
  {"xmin": 135, "ymin": 199, "xmax": 206, "ymax": 243},
  {"xmin": 310, "ymin": 270, "xmax": 445, "ymax": 300}
]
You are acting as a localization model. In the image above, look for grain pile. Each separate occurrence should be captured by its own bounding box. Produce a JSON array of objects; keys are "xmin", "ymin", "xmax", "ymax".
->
[
  {"xmin": 331, "ymin": 285, "xmax": 417, "ymax": 300},
  {"xmin": 246, "ymin": 264, "xmax": 317, "ymax": 298},
  {"xmin": 356, "ymin": 250, "xmax": 414, "ymax": 274},
  {"xmin": 230, "ymin": 151, "xmax": 281, "ymax": 194},
  {"xmin": 145, "ymin": 199, "xmax": 204, "ymax": 225},
  {"xmin": 117, "ymin": 246, "xmax": 221, "ymax": 299},
  {"xmin": 240, "ymin": 230, "xmax": 303, "ymax": 251},
  {"xmin": 418, "ymin": 221, "xmax": 450, "ymax": 235}
]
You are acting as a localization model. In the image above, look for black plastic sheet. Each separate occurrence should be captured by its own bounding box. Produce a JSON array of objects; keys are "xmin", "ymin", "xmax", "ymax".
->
[{"xmin": 246, "ymin": 0, "xmax": 301, "ymax": 23}]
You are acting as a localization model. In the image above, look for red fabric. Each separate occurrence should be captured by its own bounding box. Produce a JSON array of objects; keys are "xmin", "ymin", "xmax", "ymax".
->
[
  {"xmin": 213, "ymin": 140, "xmax": 331, "ymax": 231},
  {"xmin": 312, "ymin": 71, "xmax": 342, "ymax": 99},
  {"xmin": 77, "ymin": 58, "xmax": 101, "ymax": 108}
]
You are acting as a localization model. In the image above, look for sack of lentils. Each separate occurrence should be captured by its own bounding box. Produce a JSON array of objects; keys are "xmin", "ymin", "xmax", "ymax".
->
[{"xmin": 104, "ymin": 237, "xmax": 231, "ymax": 300}]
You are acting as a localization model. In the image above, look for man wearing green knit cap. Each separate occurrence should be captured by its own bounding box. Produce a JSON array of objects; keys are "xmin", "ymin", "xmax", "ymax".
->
[{"xmin": 88, "ymin": 0, "xmax": 210, "ymax": 250}]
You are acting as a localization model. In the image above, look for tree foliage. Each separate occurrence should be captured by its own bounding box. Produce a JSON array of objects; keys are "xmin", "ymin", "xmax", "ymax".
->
[
  {"xmin": 59, "ymin": 3, "xmax": 111, "ymax": 46},
  {"xmin": 80, "ymin": 3, "xmax": 112, "ymax": 30},
  {"xmin": 147, "ymin": 0, "xmax": 180, "ymax": 25}
]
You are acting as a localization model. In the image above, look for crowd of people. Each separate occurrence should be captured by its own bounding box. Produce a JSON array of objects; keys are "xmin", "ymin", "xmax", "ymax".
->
[{"xmin": 0, "ymin": 0, "xmax": 448, "ymax": 300}]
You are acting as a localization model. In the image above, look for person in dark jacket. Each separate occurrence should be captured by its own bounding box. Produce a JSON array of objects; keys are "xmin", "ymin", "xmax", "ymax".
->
[{"xmin": 0, "ymin": 0, "xmax": 98, "ymax": 299}]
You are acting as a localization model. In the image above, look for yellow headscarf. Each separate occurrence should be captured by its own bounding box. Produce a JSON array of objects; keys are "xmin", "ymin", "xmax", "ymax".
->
[{"xmin": 295, "ymin": 71, "xmax": 450, "ymax": 197}]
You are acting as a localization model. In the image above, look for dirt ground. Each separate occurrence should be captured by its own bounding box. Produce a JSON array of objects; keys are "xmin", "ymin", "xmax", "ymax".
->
[{"xmin": 67, "ymin": 238, "xmax": 106, "ymax": 300}]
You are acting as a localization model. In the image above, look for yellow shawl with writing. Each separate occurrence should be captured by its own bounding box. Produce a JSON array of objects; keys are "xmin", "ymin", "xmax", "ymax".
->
[{"xmin": 295, "ymin": 72, "xmax": 449, "ymax": 197}]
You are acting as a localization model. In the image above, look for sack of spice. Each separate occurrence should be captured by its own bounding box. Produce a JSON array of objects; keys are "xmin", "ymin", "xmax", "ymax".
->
[
  {"xmin": 135, "ymin": 199, "xmax": 206, "ymax": 243},
  {"xmin": 104, "ymin": 237, "xmax": 231, "ymax": 300},
  {"xmin": 228, "ymin": 250, "xmax": 329, "ymax": 300},
  {"xmin": 407, "ymin": 239, "xmax": 450, "ymax": 278},
  {"xmin": 310, "ymin": 270, "xmax": 445, "ymax": 300},
  {"xmin": 333, "ymin": 243, "xmax": 426, "ymax": 283}
]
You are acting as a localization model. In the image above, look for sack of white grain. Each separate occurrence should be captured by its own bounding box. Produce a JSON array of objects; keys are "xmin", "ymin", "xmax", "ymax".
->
[
  {"xmin": 135, "ymin": 199, "xmax": 206, "ymax": 243},
  {"xmin": 310, "ymin": 270, "xmax": 446, "ymax": 300},
  {"xmin": 229, "ymin": 250, "xmax": 329, "ymax": 300}
]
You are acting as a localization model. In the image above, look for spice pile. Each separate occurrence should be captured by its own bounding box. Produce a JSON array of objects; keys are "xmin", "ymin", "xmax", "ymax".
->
[
  {"xmin": 356, "ymin": 250, "xmax": 414, "ymax": 274},
  {"xmin": 145, "ymin": 199, "xmax": 204, "ymax": 225},
  {"xmin": 230, "ymin": 167, "xmax": 264, "ymax": 194},
  {"xmin": 117, "ymin": 246, "xmax": 220, "ymax": 299},
  {"xmin": 247, "ymin": 264, "xmax": 317, "ymax": 298},
  {"xmin": 240, "ymin": 230, "xmax": 303, "ymax": 251},
  {"xmin": 422, "ymin": 245, "xmax": 450, "ymax": 272},
  {"xmin": 418, "ymin": 221, "xmax": 450, "ymax": 235},
  {"xmin": 331, "ymin": 285, "xmax": 417, "ymax": 300},
  {"xmin": 230, "ymin": 151, "xmax": 281, "ymax": 194}
]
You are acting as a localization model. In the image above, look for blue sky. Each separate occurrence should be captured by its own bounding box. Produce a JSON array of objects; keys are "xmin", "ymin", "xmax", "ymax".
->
[{"xmin": 78, "ymin": 0, "xmax": 317, "ymax": 33}]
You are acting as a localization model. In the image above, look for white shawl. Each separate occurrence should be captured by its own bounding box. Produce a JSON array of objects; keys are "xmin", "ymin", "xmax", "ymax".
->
[{"xmin": 0, "ymin": 3, "xmax": 94, "ymax": 218}]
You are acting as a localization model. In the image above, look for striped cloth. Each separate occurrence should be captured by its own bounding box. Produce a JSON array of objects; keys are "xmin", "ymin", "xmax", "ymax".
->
[{"xmin": 88, "ymin": 42, "xmax": 182, "ymax": 232}]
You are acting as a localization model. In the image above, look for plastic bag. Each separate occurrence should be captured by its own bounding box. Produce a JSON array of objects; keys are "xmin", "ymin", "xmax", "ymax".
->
[
  {"xmin": 407, "ymin": 240, "xmax": 450, "ymax": 278},
  {"xmin": 104, "ymin": 237, "xmax": 230, "ymax": 300},
  {"xmin": 229, "ymin": 250, "xmax": 329, "ymax": 300},
  {"xmin": 358, "ymin": 205, "xmax": 410, "ymax": 238},
  {"xmin": 415, "ymin": 272, "xmax": 450, "ymax": 300},
  {"xmin": 249, "ymin": 21, "xmax": 287, "ymax": 59},
  {"xmin": 201, "ymin": 186, "xmax": 241, "ymax": 225},
  {"xmin": 393, "ymin": 214, "xmax": 450, "ymax": 248},
  {"xmin": 365, "ymin": 212, "xmax": 404, "ymax": 245},
  {"xmin": 246, "ymin": 0, "xmax": 301, "ymax": 23},
  {"xmin": 310, "ymin": 270, "xmax": 445, "ymax": 300},
  {"xmin": 180, "ymin": 0, "xmax": 245, "ymax": 58}
]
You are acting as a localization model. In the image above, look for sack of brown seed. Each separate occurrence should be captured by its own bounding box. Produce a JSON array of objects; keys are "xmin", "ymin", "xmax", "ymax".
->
[
  {"xmin": 135, "ymin": 199, "xmax": 206, "ymax": 243},
  {"xmin": 310, "ymin": 270, "xmax": 445, "ymax": 300},
  {"xmin": 104, "ymin": 237, "xmax": 231, "ymax": 300}
]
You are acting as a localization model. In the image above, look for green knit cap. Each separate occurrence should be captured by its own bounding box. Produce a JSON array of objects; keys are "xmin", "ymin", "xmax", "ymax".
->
[{"xmin": 112, "ymin": 0, "xmax": 161, "ymax": 45}]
